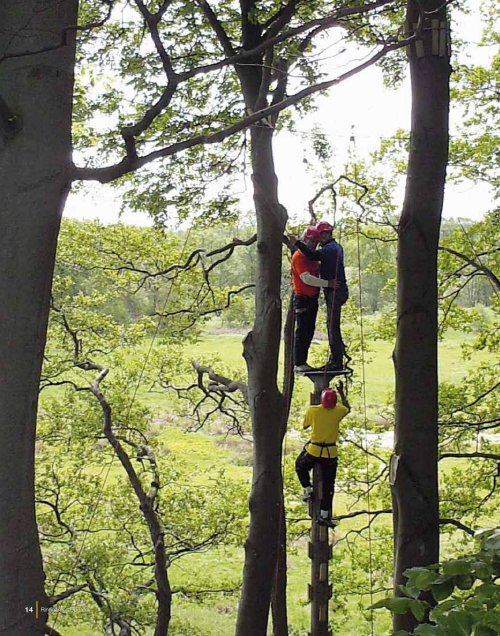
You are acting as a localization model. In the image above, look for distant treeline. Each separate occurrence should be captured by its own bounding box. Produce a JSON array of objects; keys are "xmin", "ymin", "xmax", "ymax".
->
[{"xmin": 56, "ymin": 217, "xmax": 495, "ymax": 329}]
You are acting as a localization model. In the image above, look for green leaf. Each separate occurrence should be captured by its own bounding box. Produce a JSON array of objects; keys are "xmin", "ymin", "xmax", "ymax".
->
[
  {"xmin": 481, "ymin": 606, "xmax": 500, "ymax": 631},
  {"xmin": 431, "ymin": 578, "xmax": 455, "ymax": 602},
  {"xmin": 455, "ymin": 574, "xmax": 475, "ymax": 590},
  {"xmin": 475, "ymin": 582, "xmax": 500, "ymax": 603},
  {"xmin": 443, "ymin": 611, "xmax": 475, "ymax": 636},
  {"xmin": 404, "ymin": 567, "xmax": 439, "ymax": 592},
  {"xmin": 414, "ymin": 624, "xmax": 443, "ymax": 635},
  {"xmin": 435, "ymin": 597, "xmax": 462, "ymax": 612},
  {"xmin": 370, "ymin": 597, "xmax": 412, "ymax": 615},
  {"xmin": 400, "ymin": 584, "xmax": 420, "ymax": 600},
  {"xmin": 473, "ymin": 561, "xmax": 493, "ymax": 581},
  {"xmin": 484, "ymin": 530, "xmax": 500, "ymax": 552},
  {"xmin": 409, "ymin": 599, "xmax": 428, "ymax": 621},
  {"xmin": 474, "ymin": 625, "xmax": 497, "ymax": 636},
  {"xmin": 443, "ymin": 559, "xmax": 474, "ymax": 576}
]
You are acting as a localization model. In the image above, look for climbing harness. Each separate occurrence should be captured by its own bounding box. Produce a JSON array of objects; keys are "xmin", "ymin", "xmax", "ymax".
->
[{"xmin": 306, "ymin": 440, "xmax": 337, "ymax": 459}]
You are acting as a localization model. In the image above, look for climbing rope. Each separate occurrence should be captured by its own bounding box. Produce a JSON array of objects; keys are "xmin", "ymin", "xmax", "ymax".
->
[
  {"xmin": 351, "ymin": 130, "xmax": 375, "ymax": 635},
  {"xmin": 355, "ymin": 214, "xmax": 376, "ymax": 635}
]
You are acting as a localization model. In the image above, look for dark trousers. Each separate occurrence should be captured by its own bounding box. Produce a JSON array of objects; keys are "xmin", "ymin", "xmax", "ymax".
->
[
  {"xmin": 295, "ymin": 450, "xmax": 338, "ymax": 512},
  {"xmin": 293, "ymin": 294, "xmax": 318, "ymax": 365},
  {"xmin": 324, "ymin": 288, "xmax": 347, "ymax": 367}
]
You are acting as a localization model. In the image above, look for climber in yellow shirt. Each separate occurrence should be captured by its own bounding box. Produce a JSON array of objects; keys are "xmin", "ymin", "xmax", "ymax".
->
[{"xmin": 295, "ymin": 385, "xmax": 350, "ymax": 527}]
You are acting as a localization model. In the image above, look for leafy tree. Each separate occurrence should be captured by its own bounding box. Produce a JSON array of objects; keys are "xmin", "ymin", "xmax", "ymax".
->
[{"xmin": 37, "ymin": 219, "xmax": 249, "ymax": 635}]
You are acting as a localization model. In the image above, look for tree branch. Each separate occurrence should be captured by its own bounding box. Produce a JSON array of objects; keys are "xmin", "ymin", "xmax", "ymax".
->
[
  {"xmin": 439, "ymin": 245, "xmax": 500, "ymax": 291},
  {"xmin": 192, "ymin": 361, "xmax": 248, "ymax": 402},
  {"xmin": 48, "ymin": 584, "xmax": 88, "ymax": 606},
  {"xmin": 196, "ymin": 0, "xmax": 236, "ymax": 56},
  {"xmin": 79, "ymin": 363, "xmax": 172, "ymax": 634},
  {"xmin": 74, "ymin": 33, "xmax": 413, "ymax": 183},
  {"xmin": 133, "ymin": 0, "xmax": 177, "ymax": 80},
  {"xmin": 438, "ymin": 518, "xmax": 475, "ymax": 536},
  {"xmin": 263, "ymin": 0, "xmax": 301, "ymax": 39},
  {"xmin": 440, "ymin": 452, "xmax": 500, "ymax": 461}
]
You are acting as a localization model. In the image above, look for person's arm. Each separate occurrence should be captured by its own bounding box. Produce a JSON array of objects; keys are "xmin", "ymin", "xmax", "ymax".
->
[
  {"xmin": 295, "ymin": 240, "xmax": 324, "ymax": 261},
  {"xmin": 300, "ymin": 271, "xmax": 337, "ymax": 288},
  {"xmin": 337, "ymin": 243, "xmax": 348, "ymax": 289},
  {"xmin": 337, "ymin": 380, "xmax": 351, "ymax": 412},
  {"xmin": 303, "ymin": 407, "xmax": 312, "ymax": 430}
]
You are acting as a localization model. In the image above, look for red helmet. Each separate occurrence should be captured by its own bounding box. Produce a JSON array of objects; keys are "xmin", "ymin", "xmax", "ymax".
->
[
  {"xmin": 316, "ymin": 221, "xmax": 333, "ymax": 234},
  {"xmin": 302, "ymin": 226, "xmax": 320, "ymax": 242},
  {"xmin": 321, "ymin": 388, "xmax": 337, "ymax": 409}
]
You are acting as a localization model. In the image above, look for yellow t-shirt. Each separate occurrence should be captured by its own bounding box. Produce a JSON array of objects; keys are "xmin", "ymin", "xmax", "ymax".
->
[{"xmin": 303, "ymin": 403, "xmax": 349, "ymax": 458}]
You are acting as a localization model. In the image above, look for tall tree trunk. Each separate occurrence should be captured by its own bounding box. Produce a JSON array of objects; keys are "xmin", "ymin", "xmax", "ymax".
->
[
  {"xmin": 236, "ymin": 124, "xmax": 287, "ymax": 635},
  {"xmin": 391, "ymin": 1, "xmax": 450, "ymax": 631},
  {"xmin": 0, "ymin": 2, "xmax": 78, "ymax": 634}
]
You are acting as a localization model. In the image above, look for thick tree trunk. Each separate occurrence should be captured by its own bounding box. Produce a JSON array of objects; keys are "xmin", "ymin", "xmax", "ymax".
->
[
  {"xmin": 236, "ymin": 125, "xmax": 287, "ymax": 635},
  {"xmin": 391, "ymin": 1, "xmax": 450, "ymax": 632},
  {"xmin": 0, "ymin": 2, "xmax": 78, "ymax": 634}
]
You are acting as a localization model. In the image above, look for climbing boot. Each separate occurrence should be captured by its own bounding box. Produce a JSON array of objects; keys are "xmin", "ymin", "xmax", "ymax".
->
[
  {"xmin": 322, "ymin": 361, "xmax": 344, "ymax": 372},
  {"xmin": 294, "ymin": 363, "xmax": 315, "ymax": 373},
  {"xmin": 302, "ymin": 486, "xmax": 313, "ymax": 502},
  {"xmin": 317, "ymin": 512, "xmax": 337, "ymax": 528}
]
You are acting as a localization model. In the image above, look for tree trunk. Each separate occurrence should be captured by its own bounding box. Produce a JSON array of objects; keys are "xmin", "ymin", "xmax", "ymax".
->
[
  {"xmin": 391, "ymin": 1, "xmax": 450, "ymax": 631},
  {"xmin": 0, "ymin": 2, "xmax": 78, "ymax": 634},
  {"xmin": 236, "ymin": 125, "xmax": 287, "ymax": 635}
]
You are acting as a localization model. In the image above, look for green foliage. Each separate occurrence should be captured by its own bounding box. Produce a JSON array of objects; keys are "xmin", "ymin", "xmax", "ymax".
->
[{"xmin": 371, "ymin": 530, "xmax": 500, "ymax": 636}]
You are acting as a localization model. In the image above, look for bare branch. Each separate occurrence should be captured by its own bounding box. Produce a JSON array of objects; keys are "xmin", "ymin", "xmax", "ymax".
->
[
  {"xmin": 263, "ymin": 0, "xmax": 301, "ymax": 39},
  {"xmin": 192, "ymin": 361, "xmax": 248, "ymax": 402},
  {"xmin": 133, "ymin": 0, "xmax": 177, "ymax": 80},
  {"xmin": 439, "ymin": 518, "xmax": 475, "ymax": 536},
  {"xmin": 196, "ymin": 0, "xmax": 236, "ymax": 57},
  {"xmin": 440, "ymin": 452, "xmax": 500, "ymax": 461},
  {"xmin": 79, "ymin": 363, "xmax": 172, "ymax": 635},
  {"xmin": 48, "ymin": 584, "xmax": 87, "ymax": 606},
  {"xmin": 439, "ymin": 245, "xmax": 500, "ymax": 291},
  {"xmin": 445, "ymin": 382, "xmax": 500, "ymax": 416}
]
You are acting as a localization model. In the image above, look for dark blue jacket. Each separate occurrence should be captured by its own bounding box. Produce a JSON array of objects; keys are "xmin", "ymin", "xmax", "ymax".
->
[{"xmin": 296, "ymin": 238, "xmax": 348, "ymax": 300}]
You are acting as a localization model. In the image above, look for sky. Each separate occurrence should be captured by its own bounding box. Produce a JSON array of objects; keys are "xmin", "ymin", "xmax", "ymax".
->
[{"xmin": 65, "ymin": 3, "xmax": 493, "ymax": 227}]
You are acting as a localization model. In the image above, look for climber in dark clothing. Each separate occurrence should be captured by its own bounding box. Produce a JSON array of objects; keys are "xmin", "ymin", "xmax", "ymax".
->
[{"xmin": 293, "ymin": 221, "xmax": 348, "ymax": 371}]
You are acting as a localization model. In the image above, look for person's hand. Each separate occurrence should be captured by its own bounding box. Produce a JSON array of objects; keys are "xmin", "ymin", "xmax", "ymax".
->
[
  {"xmin": 287, "ymin": 234, "xmax": 298, "ymax": 247},
  {"xmin": 327, "ymin": 279, "xmax": 339, "ymax": 288}
]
